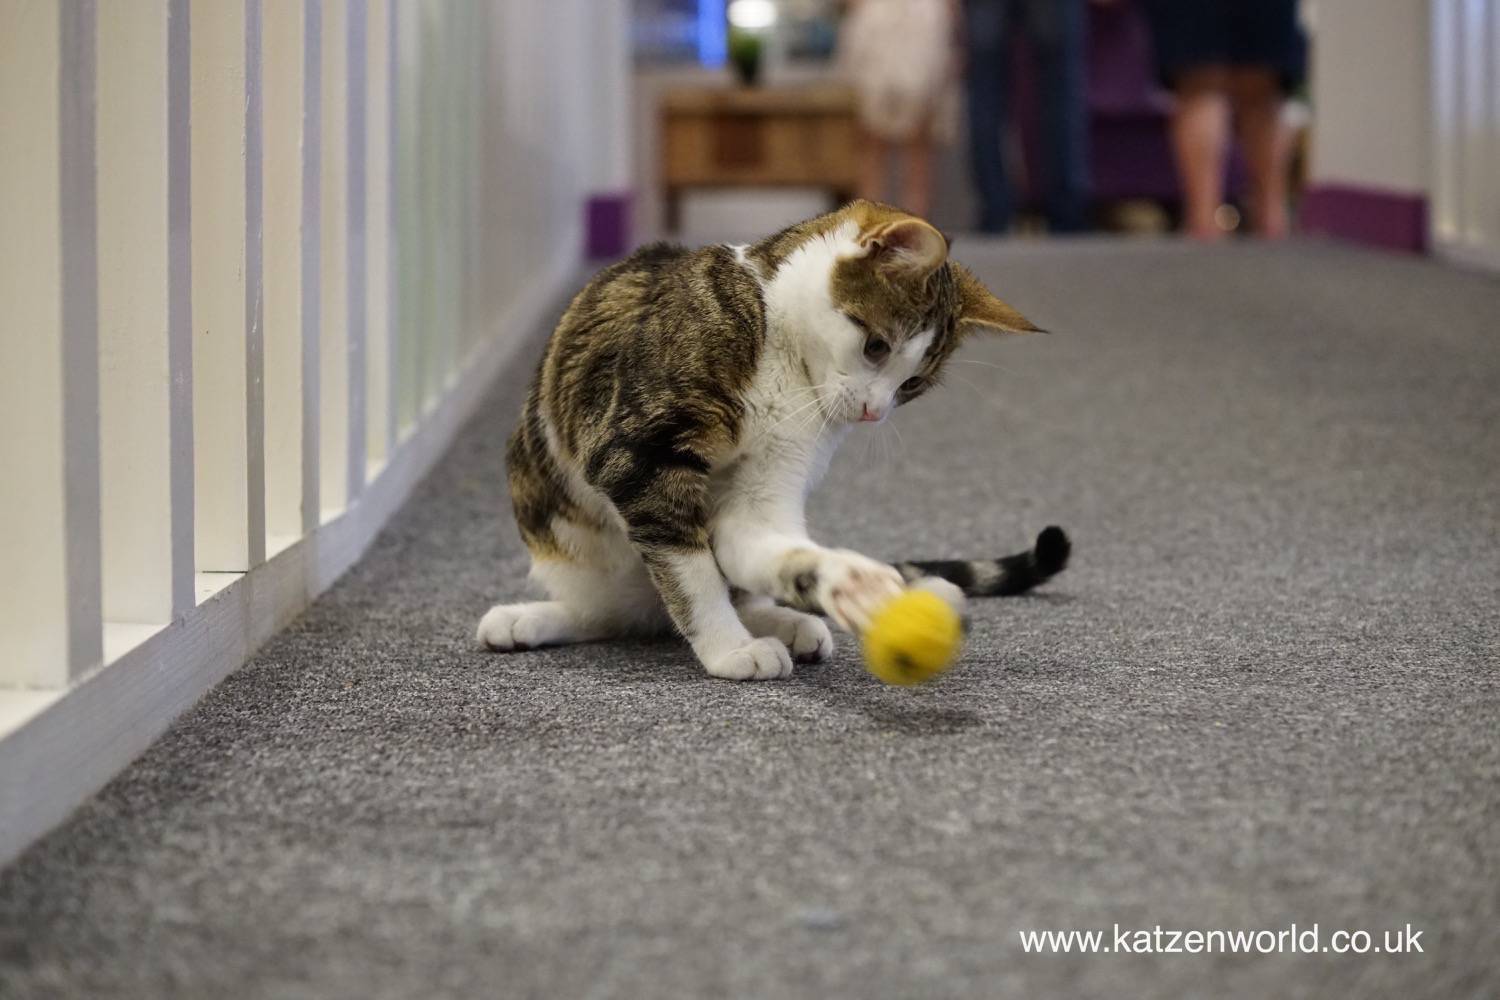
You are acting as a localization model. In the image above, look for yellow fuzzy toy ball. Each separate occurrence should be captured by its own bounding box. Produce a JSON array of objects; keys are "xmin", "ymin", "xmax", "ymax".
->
[{"xmin": 861, "ymin": 589, "xmax": 963, "ymax": 686}]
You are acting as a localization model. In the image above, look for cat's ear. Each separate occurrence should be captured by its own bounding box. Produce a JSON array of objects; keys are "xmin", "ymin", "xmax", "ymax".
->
[
  {"xmin": 858, "ymin": 218, "xmax": 948, "ymax": 279},
  {"xmin": 954, "ymin": 263, "xmax": 1044, "ymax": 336}
]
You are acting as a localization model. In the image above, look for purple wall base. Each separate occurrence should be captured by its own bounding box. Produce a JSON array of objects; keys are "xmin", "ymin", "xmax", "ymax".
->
[
  {"xmin": 585, "ymin": 192, "xmax": 632, "ymax": 260},
  {"xmin": 1300, "ymin": 184, "xmax": 1428, "ymax": 254}
]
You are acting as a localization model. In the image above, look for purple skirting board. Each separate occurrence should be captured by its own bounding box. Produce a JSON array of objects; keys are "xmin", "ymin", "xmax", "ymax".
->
[
  {"xmin": 585, "ymin": 193, "xmax": 632, "ymax": 260},
  {"xmin": 1300, "ymin": 184, "xmax": 1428, "ymax": 254}
]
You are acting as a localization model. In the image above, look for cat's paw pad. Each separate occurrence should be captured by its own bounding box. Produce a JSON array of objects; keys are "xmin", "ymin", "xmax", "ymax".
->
[
  {"xmin": 817, "ymin": 550, "xmax": 906, "ymax": 634},
  {"xmin": 705, "ymin": 637, "xmax": 794, "ymax": 681},
  {"xmin": 476, "ymin": 603, "xmax": 550, "ymax": 651}
]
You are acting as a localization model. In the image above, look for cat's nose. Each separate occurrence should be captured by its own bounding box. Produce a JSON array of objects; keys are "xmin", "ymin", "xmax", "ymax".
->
[{"xmin": 860, "ymin": 404, "xmax": 884, "ymax": 422}]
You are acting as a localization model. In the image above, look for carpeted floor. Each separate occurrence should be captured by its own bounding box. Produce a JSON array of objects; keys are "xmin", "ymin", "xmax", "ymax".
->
[{"xmin": 2, "ymin": 239, "xmax": 1497, "ymax": 999}]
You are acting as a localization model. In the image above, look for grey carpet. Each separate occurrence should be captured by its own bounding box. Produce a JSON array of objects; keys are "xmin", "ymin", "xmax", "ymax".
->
[{"xmin": 2, "ymin": 239, "xmax": 1498, "ymax": 1000}]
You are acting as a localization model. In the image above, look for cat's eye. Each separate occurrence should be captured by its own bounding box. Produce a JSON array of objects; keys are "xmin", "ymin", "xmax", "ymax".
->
[
  {"xmin": 863, "ymin": 337, "xmax": 891, "ymax": 363},
  {"xmin": 900, "ymin": 376, "xmax": 924, "ymax": 393}
]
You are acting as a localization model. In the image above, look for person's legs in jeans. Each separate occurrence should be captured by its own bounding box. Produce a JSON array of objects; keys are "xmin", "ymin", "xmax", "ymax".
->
[
  {"xmin": 1022, "ymin": 0, "xmax": 1090, "ymax": 232},
  {"xmin": 965, "ymin": 0, "xmax": 1013, "ymax": 232}
]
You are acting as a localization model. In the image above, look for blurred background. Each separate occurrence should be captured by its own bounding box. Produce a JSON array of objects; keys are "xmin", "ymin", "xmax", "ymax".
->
[{"xmin": 625, "ymin": 0, "xmax": 1492, "ymax": 265}]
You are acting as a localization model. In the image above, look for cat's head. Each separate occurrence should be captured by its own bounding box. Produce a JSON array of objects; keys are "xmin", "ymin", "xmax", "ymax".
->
[{"xmin": 763, "ymin": 200, "xmax": 1039, "ymax": 426}]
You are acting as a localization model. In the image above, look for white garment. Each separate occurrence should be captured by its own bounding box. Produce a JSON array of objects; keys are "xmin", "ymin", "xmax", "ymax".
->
[{"xmin": 839, "ymin": 0, "xmax": 957, "ymax": 142}]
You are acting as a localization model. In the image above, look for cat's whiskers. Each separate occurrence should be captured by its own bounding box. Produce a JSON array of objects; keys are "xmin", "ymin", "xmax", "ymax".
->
[
  {"xmin": 752, "ymin": 383, "xmax": 834, "ymax": 443},
  {"xmin": 947, "ymin": 370, "xmax": 991, "ymax": 401},
  {"xmin": 953, "ymin": 357, "xmax": 1018, "ymax": 375}
]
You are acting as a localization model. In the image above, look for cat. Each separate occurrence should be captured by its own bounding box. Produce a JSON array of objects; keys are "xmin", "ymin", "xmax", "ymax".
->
[{"xmin": 478, "ymin": 200, "xmax": 1069, "ymax": 680}]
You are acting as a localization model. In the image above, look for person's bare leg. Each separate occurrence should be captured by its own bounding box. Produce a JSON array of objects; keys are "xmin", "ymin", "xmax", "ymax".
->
[
  {"xmin": 1169, "ymin": 67, "xmax": 1231, "ymax": 241},
  {"xmin": 858, "ymin": 132, "xmax": 890, "ymax": 204},
  {"xmin": 900, "ymin": 132, "xmax": 934, "ymax": 217},
  {"xmin": 1229, "ymin": 68, "xmax": 1291, "ymax": 239}
]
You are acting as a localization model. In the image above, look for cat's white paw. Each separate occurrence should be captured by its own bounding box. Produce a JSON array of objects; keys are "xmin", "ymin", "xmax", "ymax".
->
[
  {"xmin": 816, "ymin": 550, "xmax": 906, "ymax": 634},
  {"xmin": 476, "ymin": 602, "xmax": 565, "ymax": 651},
  {"xmin": 739, "ymin": 603, "xmax": 835, "ymax": 662},
  {"xmin": 705, "ymin": 636, "xmax": 794, "ymax": 681},
  {"xmin": 780, "ymin": 612, "xmax": 834, "ymax": 663}
]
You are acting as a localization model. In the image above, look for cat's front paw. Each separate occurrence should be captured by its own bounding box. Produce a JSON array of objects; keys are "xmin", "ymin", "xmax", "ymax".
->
[
  {"xmin": 704, "ymin": 637, "xmax": 794, "ymax": 681},
  {"xmin": 476, "ymin": 602, "xmax": 563, "ymax": 651},
  {"xmin": 739, "ymin": 604, "xmax": 835, "ymax": 663},
  {"xmin": 816, "ymin": 550, "xmax": 906, "ymax": 634}
]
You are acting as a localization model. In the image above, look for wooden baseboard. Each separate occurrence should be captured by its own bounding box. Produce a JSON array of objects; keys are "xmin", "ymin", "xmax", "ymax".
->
[{"xmin": 0, "ymin": 245, "xmax": 578, "ymax": 868}]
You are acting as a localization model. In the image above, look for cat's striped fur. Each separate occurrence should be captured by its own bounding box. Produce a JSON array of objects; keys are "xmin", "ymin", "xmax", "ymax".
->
[{"xmin": 481, "ymin": 201, "xmax": 1069, "ymax": 679}]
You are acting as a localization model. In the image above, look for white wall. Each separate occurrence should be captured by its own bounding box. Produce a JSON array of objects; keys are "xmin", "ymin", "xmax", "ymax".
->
[
  {"xmin": 1309, "ymin": 0, "xmax": 1431, "ymax": 196},
  {"xmin": 1430, "ymin": 0, "xmax": 1500, "ymax": 267}
]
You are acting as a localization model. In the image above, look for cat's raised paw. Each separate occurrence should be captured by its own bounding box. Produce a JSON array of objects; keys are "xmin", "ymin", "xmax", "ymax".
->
[
  {"xmin": 705, "ymin": 637, "xmax": 794, "ymax": 681},
  {"xmin": 817, "ymin": 550, "xmax": 906, "ymax": 634}
]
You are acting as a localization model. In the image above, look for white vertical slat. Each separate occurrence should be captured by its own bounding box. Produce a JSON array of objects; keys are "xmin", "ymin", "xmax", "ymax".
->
[
  {"xmin": 166, "ymin": 0, "xmax": 195, "ymax": 613},
  {"xmin": 418, "ymin": 5, "xmax": 443, "ymax": 411},
  {"xmin": 319, "ymin": 0, "xmax": 350, "ymax": 519},
  {"xmin": 97, "ymin": 0, "xmax": 192, "ymax": 633},
  {"xmin": 262, "ymin": 0, "xmax": 307, "ymax": 553},
  {"xmin": 190, "ymin": 0, "xmax": 259, "ymax": 575},
  {"xmin": 57, "ymin": 0, "xmax": 103, "ymax": 676},
  {"xmin": 1461, "ymin": 0, "xmax": 1485, "ymax": 249},
  {"xmin": 393, "ymin": 0, "xmax": 421, "ymax": 439},
  {"xmin": 1482, "ymin": 0, "xmax": 1494, "ymax": 250},
  {"xmin": 460, "ymin": 1, "xmax": 482, "ymax": 360},
  {"xmin": 1431, "ymin": 0, "xmax": 1459, "ymax": 245},
  {"xmin": 245, "ymin": 0, "xmax": 266, "ymax": 565},
  {"xmin": 346, "ymin": 0, "xmax": 368, "ymax": 502},
  {"xmin": 364, "ymin": 0, "xmax": 393, "ymax": 475},
  {"xmin": 301, "ymin": 0, "xmax": 324, "ymax": 537}
]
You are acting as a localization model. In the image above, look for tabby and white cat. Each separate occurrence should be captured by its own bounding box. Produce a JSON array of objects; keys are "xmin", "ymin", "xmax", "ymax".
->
[{"xmin": 478, "ymin": 201, "xmax": 1069, "ymax": 680}]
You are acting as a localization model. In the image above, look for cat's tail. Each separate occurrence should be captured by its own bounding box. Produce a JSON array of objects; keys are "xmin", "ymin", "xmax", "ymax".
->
[{"xmin": 895, "ymin": 526, "xmax": 1071, "ymax": 597}]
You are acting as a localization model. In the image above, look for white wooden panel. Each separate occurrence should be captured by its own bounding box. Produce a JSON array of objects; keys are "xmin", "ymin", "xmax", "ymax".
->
[
  {"xmin": 166, "ymin": 0, "xmax": 195, "ymax": 609},
  {"xmin": 345, "ymin": 0, "xmax": 369, "ymax": 499},
  {"xmin": 1432, "ymin": 0, "xmax": 1460, "ymax": 243},
  {"xmin": 419, "ymin": 3, "xmax": 447, "ymax": 410},
  {"xmin": 262, "ymin": 0, "xmax": 307, "ymax": 553},
  {"xmin": 364, "ymin": 0, "xmax": 393, "ymax": 473},
  {"xmin": 302, "ymin": 0, "xmax": 324, "ymax": 536},
  {"xmin": 190, "ymin": 0, "xmax": 261, "ymax": 573},
  {"xmin": 245, "ymin": 0, "xmax": 266, "ymax": 562},
  {"xmin": 0, "ymin": 0, "xmax": 101, "ymax": 688},
  {"xmin": 320, "ymin": 0, "xmax": 350, "ymax": 518},
  {"xmin": 97, "ymin": 0, "xmax": 192, "ymax": 627},
  {"xmin": 393, "ymin": 0, "xmax": 422, "ymax": 438}
]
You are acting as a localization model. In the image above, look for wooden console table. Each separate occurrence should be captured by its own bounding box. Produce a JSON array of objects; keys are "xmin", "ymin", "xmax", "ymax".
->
[{"xmin": 660, "ymin": 83, "xmax": 860, "ymax": 232}]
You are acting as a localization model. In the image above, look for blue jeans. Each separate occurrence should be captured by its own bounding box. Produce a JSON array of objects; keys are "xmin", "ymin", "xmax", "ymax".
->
[{"xmin": 964, "ymin": 0, "xmax": 1090, "ymax": 232}]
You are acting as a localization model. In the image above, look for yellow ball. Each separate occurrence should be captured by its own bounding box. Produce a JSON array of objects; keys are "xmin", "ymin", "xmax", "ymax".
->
[{"xmin": 861, "ymin": 589, "xmax": 963, "ymax": 686}]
